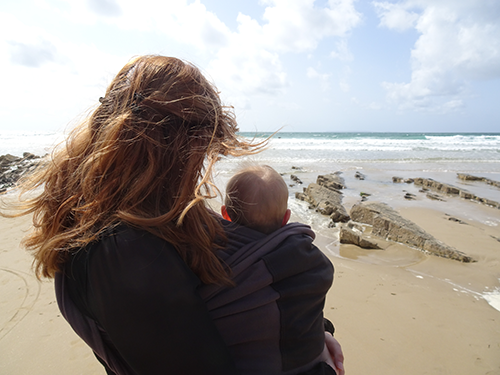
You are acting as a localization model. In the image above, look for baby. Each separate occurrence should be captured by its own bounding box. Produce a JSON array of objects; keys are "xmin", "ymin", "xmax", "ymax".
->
[
  {"xmin": 200, "ymin": 164, "xmax": 336, "ymax": 374},
  {"xmin": 221, "ymin": 164, "xmax": 291, "ymax": 234}
]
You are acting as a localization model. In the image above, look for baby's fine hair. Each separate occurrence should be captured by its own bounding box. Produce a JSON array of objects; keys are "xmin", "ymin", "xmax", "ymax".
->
[{"xmin": 225, "ymin": 165, "xmax": 288, "ymax": 234}]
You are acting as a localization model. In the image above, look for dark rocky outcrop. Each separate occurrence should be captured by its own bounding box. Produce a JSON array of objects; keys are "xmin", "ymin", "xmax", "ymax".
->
[
  {"xmin": 414, "ymin": 177, "xmax": 500, "ymax": 208},
  {"xmin": 447, "ymin": 216, "xmax": 467, "ymax": 225},
  {"xmin": 413, "ymin": 178, "xmax": 462, "ymax": 195},
  {"xmin": 349, "ymin": 202, "xmax": 475, "ymax": 262},
  {"xmin": 0, "ymin": 153, "xmax": 43, "ymax": 193},
  {"xmin": 290, "ymin": 175, "xmax": 303, "ymax": 185},
  {"xmin": 295, "ymin": 173, "xmax": 350, "ymax": 223},
  {"xmin": 393, "ymin": 176, "xmax": 500, "ymax": 208},
  {"xmin": 426, "ymin": 192, "xmax": 446, "ymax": 201},
  {"xmin": 393, "ymin": 177, "xmax": 414, "ymax": 183},
  {"xmin": 404, "ymin": 193, "xmax": 417, "ymax": 200},
  {"xmin": 354, "ymin": 171, "xmax": 365, "ymax": 180},
  {"xmin": 457, "ymin": 173, "xmax": 500, "ymax": 188}
]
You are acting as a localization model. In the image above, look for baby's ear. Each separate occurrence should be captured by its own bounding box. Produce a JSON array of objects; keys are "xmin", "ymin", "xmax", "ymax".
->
[
  {"xmin": 221, "ymin": 205, "xmax": 231, "ymax": 221},
  {"xmin": 281, "ymin": 209, "xmax": 291, "ymax": 227}
]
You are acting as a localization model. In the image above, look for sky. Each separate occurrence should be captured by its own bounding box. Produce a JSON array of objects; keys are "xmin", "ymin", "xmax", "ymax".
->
[{"xmin": 0, "ymin": 0, "xmax": 499, "ymax": 134}]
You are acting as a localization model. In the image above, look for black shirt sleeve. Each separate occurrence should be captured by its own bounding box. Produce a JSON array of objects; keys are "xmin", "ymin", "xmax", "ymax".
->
[{"xmin": 74, "ymin": 225, "xmax": 238, "ymax": 375}]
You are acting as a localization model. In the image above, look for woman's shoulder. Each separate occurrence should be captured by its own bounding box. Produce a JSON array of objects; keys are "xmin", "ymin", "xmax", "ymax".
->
[
  {"xmin": 68, "ymin": 223, "xmax": 184, "ymax": 277},
  {"xmin": 88, "ymin": 223, "xmax": 166, "ymax": 249}
]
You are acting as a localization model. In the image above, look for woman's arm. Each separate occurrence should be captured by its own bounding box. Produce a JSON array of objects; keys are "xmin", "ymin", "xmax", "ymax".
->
[{"xmin": 86, "ymin": 226, "xmax": 238, "ymax": 375}]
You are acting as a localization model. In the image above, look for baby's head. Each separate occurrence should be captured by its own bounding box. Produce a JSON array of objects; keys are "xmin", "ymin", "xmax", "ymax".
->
[{"xmin": 222, "ymin": 165, "xmax": 291, "ymax": 234}]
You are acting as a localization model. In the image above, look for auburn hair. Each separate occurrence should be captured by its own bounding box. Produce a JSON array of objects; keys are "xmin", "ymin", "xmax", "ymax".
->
[{"xmin": 9, "ymin": 55, "xmax": 264, "ymax": 284}]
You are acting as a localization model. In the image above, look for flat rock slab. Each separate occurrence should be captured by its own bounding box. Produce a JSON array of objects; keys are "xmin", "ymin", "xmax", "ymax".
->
[
  {"xmin": 350, "ymin": 202, "xmax": 475, "ymax": 263},
  {"xmin": 457, "ymin": 173, "xmax": 500, "ymax": 188}
]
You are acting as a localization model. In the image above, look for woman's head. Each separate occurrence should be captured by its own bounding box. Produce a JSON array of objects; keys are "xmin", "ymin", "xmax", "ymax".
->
[
  {"xmin": 16, "ymin": 55, "xmax": 264, "ymax": 283},
  {"xmin": 84, "ymin": 55, "xmax": 241, "ymax": 223}
]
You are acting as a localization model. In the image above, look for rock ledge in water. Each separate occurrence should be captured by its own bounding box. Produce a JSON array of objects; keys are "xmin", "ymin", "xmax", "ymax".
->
[{"xmin": 349, "ymin": 201, "xmax": 475, "ymax": 263}]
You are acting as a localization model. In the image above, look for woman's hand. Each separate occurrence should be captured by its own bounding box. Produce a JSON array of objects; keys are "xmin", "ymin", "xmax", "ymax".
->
[{"xmin": 324, "ymin": 332, "xmax": 345, "ymax": 375}]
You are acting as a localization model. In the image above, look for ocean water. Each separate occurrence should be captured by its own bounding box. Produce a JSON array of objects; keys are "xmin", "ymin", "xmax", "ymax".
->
[
  {"xmin": 2, "ymin": 131, "xmax": 500, "ymax": 311},
  {"xmin": 2, "ymin": 131, "xmax": 499, "ymax": 170},
  {"xmin": 215, "ymin": 132, "xmax": 500, "ymax": 210},
  {"xmin": 232, "ymin": 132, "xmax": 500, "ymax": 173},
  {"xmin": 0, "ymin": 132, "xmax": 65, "ymax": 158}
]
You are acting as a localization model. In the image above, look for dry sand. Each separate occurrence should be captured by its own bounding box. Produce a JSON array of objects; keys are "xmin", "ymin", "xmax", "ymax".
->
[{"xmin": 1, "ymin": 196, "xmax": 499, "ymax": 374}]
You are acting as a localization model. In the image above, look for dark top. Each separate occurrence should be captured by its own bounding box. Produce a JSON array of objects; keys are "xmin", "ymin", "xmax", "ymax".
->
[
  {"xmin": 57, "ymin": 222, "xmax": 336, "ymax": 375},
  {"xmin": 60, "ymin": 224, "xmax": 237, "ymax": 375}
]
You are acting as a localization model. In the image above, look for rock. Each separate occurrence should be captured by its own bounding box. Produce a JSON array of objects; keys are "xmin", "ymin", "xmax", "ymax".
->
[
  {"xmin": 0, "ymin": 153, "xmax": 42, "ymax": 192},
  {"xmin": 360, "ymin": 192, "xmax": 371, "ymax": 201},
  {"xmin": 0, "ymin": 154, "xmax": 21, "ymax": 167},
  {"xmin": 413, "ymin": 178, "xmax": 461, "ymax": 195},
  {"xmin": 426, "ymin": 192, "xmax": 446, "ymax": 201},
  {"xmin": 295, "ymin": 182, "xmax": 350, "ymax": 223},
  {"xmin": 349, "ymin": 202, "xmax": 475, "ymax": 262},
  {"xmin": 355, "ymin": 171, "xmax": 365, "ymax": 180},
  {"xmin": 317, "ymin": 173, "xmax": 346, "ymax": 191},
  {"xmin": 447, "ymin": 217, "xmax": 467, "ymax": 225},
  {"xmin": 412, "ymin": 177, "xmax": 500, "ymax": 208},
  {"xmin": 404, "ymin": 193, "xmax": 417, "ymax": 200},
  {"xmin": 291, "ymin": 166, "xmax": 302, "ymax": 170},
  {"xmin": 459, "ymin": 191, "xmax": 476, "ymax": 200},
  {"xmin": 295, "ymin": 173, "xmax": 350, "ymax": 223},
  {"xmin": 457, "ymin": 173, "xmax": 483, "ymax": 181},
  {"xmin": 22, "ymin": 152, "xmax": 36, "ymax": 160},
  {"xmin": 347, "ymin": 220, "xmax": 365, "ymax": 232},
  {"xmin": 457, "ymin": 173, "xmax": 500, "ymax": 188},
  {"xmin": 393, "ymin": 176, "xmax": 414, "ymax": 184},
  {"xmin": 290, "ymin": 174, "xmax": 303, "ymax": 185},
  {"xmin": 477, "ymin": 197, "xmax": 500, "ymax": 208},
  {"xmin": 338, "ymin": 224, "xmax": 381, "ymax": 249}
]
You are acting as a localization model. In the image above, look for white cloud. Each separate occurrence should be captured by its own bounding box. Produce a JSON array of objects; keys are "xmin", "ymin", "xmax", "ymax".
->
[
  {"xmin": 261, "ymin": 0, "xmax": 362, "ymax": 52},
  {"xmin": 207, "ymin": 0, "xmax": 361, "ymax": 101},
  {"xmin": 0, "ymin": 12, "xmax": 126, "ymax": 131},
  {"xmin": 373, "ymin": 1, "xmax": 418, "ymax": 32},
  {"xmin": 0, "ymin": 0, "xmax": 363, "ymax": 132},
  {"xmin": 376, "ymin": 0, "xmax": 500, "ymax": 112},
  {"xmin": 38, "ymin": 0, "xmax": 360, "ymax": 99}
]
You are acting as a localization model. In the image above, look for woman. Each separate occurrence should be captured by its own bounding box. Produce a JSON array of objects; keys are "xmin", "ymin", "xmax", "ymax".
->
[{"xmin": 10, "ymin": 55, "xmax": 344, "ymax": 374}]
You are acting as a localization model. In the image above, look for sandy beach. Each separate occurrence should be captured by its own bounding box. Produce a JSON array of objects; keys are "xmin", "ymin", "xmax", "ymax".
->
[{"xmin": 1, "ymin": 179, "xmax": 499, "ymax": 374}]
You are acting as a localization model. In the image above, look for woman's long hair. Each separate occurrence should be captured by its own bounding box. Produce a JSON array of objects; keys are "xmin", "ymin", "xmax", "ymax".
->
[{"xmin": 10, "ymin": 55, "xmax": 264, "ymax": 284}]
